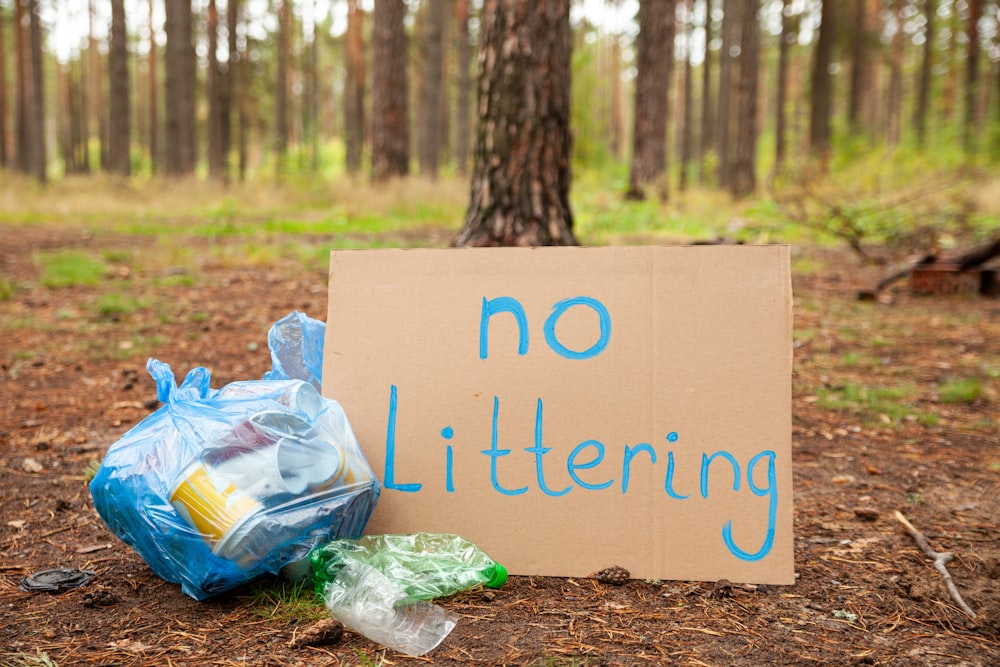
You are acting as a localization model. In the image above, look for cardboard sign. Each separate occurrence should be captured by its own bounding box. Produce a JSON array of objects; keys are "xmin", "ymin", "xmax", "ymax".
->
[{"xmin": 324, "ymin": 246, "xmax": 793, "ymax": 584}]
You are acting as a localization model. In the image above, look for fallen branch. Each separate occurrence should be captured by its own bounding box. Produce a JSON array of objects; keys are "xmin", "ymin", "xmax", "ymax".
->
[{"xmin": 894, "ymin": 510, "xmax": 977, "ymax": 619}]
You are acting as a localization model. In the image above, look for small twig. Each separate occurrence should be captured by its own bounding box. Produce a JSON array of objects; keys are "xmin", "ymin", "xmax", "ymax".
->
[{"xmin": 893, "ymin": 510, "xmax": 976, "ymax": 619}]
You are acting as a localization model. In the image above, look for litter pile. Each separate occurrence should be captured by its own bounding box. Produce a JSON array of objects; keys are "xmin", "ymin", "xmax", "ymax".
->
[{"xmin": 79, "ymin": 311, "xmax": 506, "ymax": 656}]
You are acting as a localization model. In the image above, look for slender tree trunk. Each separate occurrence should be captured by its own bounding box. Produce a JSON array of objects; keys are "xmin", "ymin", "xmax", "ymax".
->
[
  {"xmin": 344, "ymin": 0, "xmax": 365, "ymax": 174},
  {"xmin": 27, "ymin": 0, "xmax": 45, "ymax": 183},
  {"xmin": 238, "ymin": 7, "xmax": 249, "ymax": 182},
  {"xmin": 14, "ymin": 0, "xmax": 29, "ymax": 173},
  {"xmin": 809, "ymin": 0, "xmax": 835, "ymax": 164},
  {"xmin": 222, "ymin": 0, "xmax": 239, "ymax": 181},
  {"xmin": 418, "ymin": 0, "xmax": 446, "ymax": 178},
  {"xmin": 715, "ymin": 0, "xmax": 738, "ymax": 187},
  {"xmin": 0, "ymin": 5, "xmax": 8, "ymax": 167},
  {"xmin": 164, "ymin": 0, "xmax": 196, "ymax": 175},
  {"xmin": 914, "ymin": 0, "xmax": 934, "ymax": 147},
  {"xmin": 454, "ymin": 0, "xmax": 472, "ymax": 174},
  {"xmin": 275, "ymin": 0, "xmax": 290, "ymax": 178},
  {"xmin": 454, "ymin": 0, "xmax": 575, "ymax": 247},
  {"xmin": 89, "ymin": 0, "xmax": 105, "ymax": 170},
  {"xmin": 108, "ymin": 0, "xmax": 130, "ymax": 175},
  {"xmin": 307, "ymin": 0, "xmax": 319, "ymax": 172},
  {"xmin": 207, "ymin": 0, "xmax": 224, "ymax": 179},
  {"xmin": 774, "ymin": 0, "xmax": 791, "ymax": 169},
  {"xmin": 699, "ymin": 0, "xmax": 715, "ymax": 184},
  {"xmin": 963, "ymin": 0, "xmax": 983, "ymax": 153},
  {"xmin": 730, "ymin": 0, "xmax": 759, "ymax": 199},
  {"xmin": 885, "ymin": 0, "xmax": 904, "ymax": 146},
  {"xmin": 848, "ymin": 0, "xmax": 872, "ymax": 137},
  {"xmin": 371, "ymin": 0, "xmax": 409, "ymax": 180},
  {"xmin": 148, "ymin": 0, "xmax": 158, "ymax": 173},
  {"xmin": 679, "ymin": 0, "xmax": 694, "ymax": 192},
  {"xmin": 627, "ymin": 0, "xmax": 676, "ymax": 201}
]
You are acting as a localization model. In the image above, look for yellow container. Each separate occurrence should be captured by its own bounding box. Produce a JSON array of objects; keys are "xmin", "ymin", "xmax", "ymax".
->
[{"xmin": 170, "ymin": 462, "xmax": 262, "ymax": 548}]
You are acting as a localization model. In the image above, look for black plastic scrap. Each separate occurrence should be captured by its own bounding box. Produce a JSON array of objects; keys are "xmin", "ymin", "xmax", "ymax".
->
[{"xmin": 18, "ymin": 568, "xmax": 97, "ymax": 593}]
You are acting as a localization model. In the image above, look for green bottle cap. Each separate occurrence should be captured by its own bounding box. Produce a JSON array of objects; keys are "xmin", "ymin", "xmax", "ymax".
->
[{"xmin": 485, "ymin": 563, "xmax": 508, "ymax": 589}]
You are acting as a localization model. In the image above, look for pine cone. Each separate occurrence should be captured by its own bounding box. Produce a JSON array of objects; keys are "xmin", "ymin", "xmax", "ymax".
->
[
  {"xmin": 595, "ymin": 565, "xmax": 630, "ymax": 586},
  {"xmin": 290, "ymin": 618, "xmax": 344, "ymax": 648}
]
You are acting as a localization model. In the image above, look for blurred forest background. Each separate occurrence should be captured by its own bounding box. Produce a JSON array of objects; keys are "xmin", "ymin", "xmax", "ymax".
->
[{"xmin": 1, "ymin": 0, "xmax": 999, "ymax": 251}]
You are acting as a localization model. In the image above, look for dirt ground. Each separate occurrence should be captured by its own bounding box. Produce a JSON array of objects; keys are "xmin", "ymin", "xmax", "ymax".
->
[{"xmin": 1, "ymin": 226, "xmax": 999, "ymax": 666}]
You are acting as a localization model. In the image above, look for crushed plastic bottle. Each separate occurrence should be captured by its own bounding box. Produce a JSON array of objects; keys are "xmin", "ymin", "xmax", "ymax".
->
[{"xmin": 310, "ymin": 533, "xmax": 507, "ymax": 655}]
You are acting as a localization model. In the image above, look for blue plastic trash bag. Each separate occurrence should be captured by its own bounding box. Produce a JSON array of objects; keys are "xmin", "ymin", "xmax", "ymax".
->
[
  {"xmin": 262, "ymin": 310, "xmax": 326, "ymax": 391},
  {"xmin": 90, "ymin": 358, "xmax": 380, "ymax": 601}
]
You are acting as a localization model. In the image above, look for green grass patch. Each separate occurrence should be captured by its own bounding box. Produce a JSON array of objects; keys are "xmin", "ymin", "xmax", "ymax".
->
[
  {"xmin": 36, "ymin": 250, "xmax": 107, "ymax": 288},
  {"xmin": 92, "ymin": 292, "xmax": 147, "ymax": 320},
  {"xmin": 242, "ymin": 578, "xmax": 326, "ymax": 623},
  {"xmin": 816, "ymin": 382, "xmax": 918, "ymax": 425},
  {"xmin": 0, "ymin": 275, "xmax": 16, "ymax": 300},
  {"xmin": 938, "ymin": 377, "xmax": 982, "ymax": 404}
]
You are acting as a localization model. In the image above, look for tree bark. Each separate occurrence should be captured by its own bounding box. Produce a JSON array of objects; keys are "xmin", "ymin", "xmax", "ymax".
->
[
  {"xmin": 963, "ymin": 0, "xmax": 983, "ymax": 153},
  {"xmin": 627, "ymin": 0, "xmax": 676, "ymax": 200},
  {"xmin": 164, "ymin": 0, "xmax": 197, "ymax": 175},
  {"xmin": 730, "ymin": 0, "xmax": 759, "ymax": 199},
  {"xmin": 885, "ymin": 0, "xmax": 904, "ymax": 146},
  {"xmin": 14, "ymin": 0, "xmax": 28, "ymax": 174},
  {"xmin": 914, "ymin": 0, "xmax": 934, "ymax": 147},
  {"xmin": 222, "ymin": 0, "xmax": 240, "ymax": 181},
  {"xmin": 679, "ymin": 0, "xmax": 694, "ymax": 192},
  {"xmin": 715, "ymin": 0, "xmax": 738, "ymax": 187},
  {"xmin": 774, "ymin": 0, "xmax": 791, "ymax": 168},
  {"xmin": 344, "ymin": 0, "xmax": 365, "ymax": 174},
  {"xmin": 809, "ymin": 0, "xmax": 835, "ymax": 164},
  {"xmin": 847, "ymin": 0, "xmax": 873, "ymax": 137},
  {"xmin": 148, "ymin": 0, "xmax": 158, "ymax": 173},
  {"xmin": 108, "ymin": 0, "xmax": 130, "ymax": 176},
  {"xmin": 699, "ymin": 0, "xmax": 714, "ymax": 184},
  {"xmin": 371, "ymin": 0, "xmax": 409, "ymax": 180},
  {"xmin": 27, "ymin": 0, "xmax": 45, "ymax": 183},
  {"xmin": 89, "ymin": 0, "xmax": 104, "ymax": 170},
  {"xmin": 454, "ymin": 0, "xmax": 575, "ymax": 247},
  {"xmin": 418, "ymin": 0, "xmax": 446, "ymax": 178},
  {"xmin": 274, "ymin": 0, "xmax": 291, "ymax": 177},
  {"xmin": 207, "ymin": 0, "xmax": 224, "ymax": 179},
  {"xmin": 0, "ymin": 5, "xmax": 8, "ymax": 167},
  {"xmin": 454, "ymin": 0, "xmax": 472, "ymax": 174}
]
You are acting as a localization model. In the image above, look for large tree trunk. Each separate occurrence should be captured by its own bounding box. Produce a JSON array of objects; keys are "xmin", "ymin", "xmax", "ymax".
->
[
  {"xmin": 371, "ymin": 0, "xmax": 409, "ymax": 180},
  {"xmin": 108, "ymin": 0, "xmax": 130, "ymax": 176},
  {"xmin": 627, "ymin": 0, "xmax": 676, "ymax": 201},
  {"xmin": 343, "ymin": 0, "xmax": 365, "ymax": 174},
  {"xmin": 730, "ymin": 0, "xmax": 759, "ymax": 199},
  {"xmin": 809, "ymin": 0, "xmax": 835, "ymax": 163},
  {"xmin": 164, "ymin": 0, "xmax": 196, "ymax": 175},
  {"xmin": 453, "ymin": 0, "xmax": 472, "ymax": 174},
  {"xmin": 454, "ymin": 0, "xmax": 575, "ymax": 247},
  {"xmin": 914, "ymin": 0, "xmax": 934, "ymax": 147},
  {"xmin": 417, "ymin": 0, "xmax": 446, "ymax": 177}
]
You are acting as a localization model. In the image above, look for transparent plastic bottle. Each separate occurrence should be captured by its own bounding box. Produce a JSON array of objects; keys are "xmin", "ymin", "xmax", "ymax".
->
[
  {"xmin": 310, "ymin": 533, "xmax": 507, "ymax": 655},
  {"xmin": 310, "ymin": 532, "xmax": 508, "ymax": 600}
]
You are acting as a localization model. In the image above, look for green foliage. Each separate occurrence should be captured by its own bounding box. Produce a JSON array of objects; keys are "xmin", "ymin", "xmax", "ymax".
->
[
  {"xmin": 36, "ymin": 250, "xmax": 107, "ymax": 288},
  {"xmin": 92, "ymin": 292, "xmax": 147, "ymax": 320}
]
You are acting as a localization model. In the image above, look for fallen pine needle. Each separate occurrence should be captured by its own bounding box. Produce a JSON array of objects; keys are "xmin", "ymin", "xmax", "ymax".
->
[{"xmin": 893, "ymin": 510, "xmax": 976, "ymax": 619}]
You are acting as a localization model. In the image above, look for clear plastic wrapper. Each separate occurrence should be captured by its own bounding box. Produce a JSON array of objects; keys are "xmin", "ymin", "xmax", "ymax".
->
[
  {"xmin": 90, "ymin": 358, "xmax": 380, "ymax": 601},
  {"xmin": 262, "ymin": 310, "xmax": 326, "ymax": 391}
]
